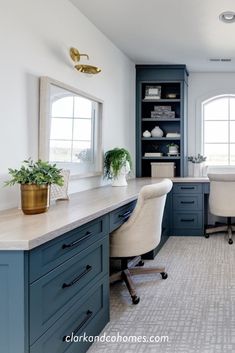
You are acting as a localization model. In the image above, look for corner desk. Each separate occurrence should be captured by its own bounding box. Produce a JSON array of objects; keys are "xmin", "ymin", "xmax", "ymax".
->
[{"xmin": 0, "ymin": 177, "xmax": 209, "ymax": 353}]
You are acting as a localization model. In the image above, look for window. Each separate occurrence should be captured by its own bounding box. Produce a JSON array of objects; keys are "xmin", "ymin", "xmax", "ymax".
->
[
  {"xmin": 202, "ymin": 95, "xmax": 235, "ymax": 165},
  {"xmin": 39, "ymin": 77, "xmax": 103, "ymax": 177}
]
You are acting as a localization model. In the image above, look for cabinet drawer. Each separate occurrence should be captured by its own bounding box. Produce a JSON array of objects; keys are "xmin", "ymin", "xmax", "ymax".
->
[
  {"xmin": 30, "ymin": 278, "xmax": 109, "ymax": 353},
  {"xmin": 30, "ymin": 236, "xmax": 109, "ymax": 344},
  {"xmin": 109, "ymin": 201, "xmax": 136, "ymax": 232},
  {"xmin": 173, "ymin": 183, "xmax": 202, "ymax": 194},
  {"xmin": 173, "ymin": 195, "xmax": 203, "ymax": 211},
  {"xmin": 173, "ymin": 212, "xmax": 203, "ymax": 229},
  {"xmin": 29, "ymin": 215, "xmax": 109, "ymax": 283}
]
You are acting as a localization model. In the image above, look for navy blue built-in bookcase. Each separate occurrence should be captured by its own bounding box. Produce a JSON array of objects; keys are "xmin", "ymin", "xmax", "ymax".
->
[{"xmin": 136, "ymin": 65, "xmax": 189, "ymax": 177}]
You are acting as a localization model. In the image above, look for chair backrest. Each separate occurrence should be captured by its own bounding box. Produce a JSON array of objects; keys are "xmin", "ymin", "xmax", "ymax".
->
[
  {"xmin": 208, "ymin": 173, "xmax": 235, "ymax": 217},
  {"xmin": 110, "ymin": 179, "xmax": 173, "ymax": 257}
]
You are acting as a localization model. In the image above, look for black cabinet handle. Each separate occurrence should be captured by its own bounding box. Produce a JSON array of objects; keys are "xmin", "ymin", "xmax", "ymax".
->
[
  {"xmin": 180, "ymin": 186, "xmax": 195, "ymax": 190},
  {"xmin": 62, "ymin": 231, "xmax": 92, "ymax": 249},
  {"xmin": 181, "ymin": 219, "xmax": 194, "ymax": 222},
  {"xmin": 62, "ymin": 265, "xmax": 92, "ymax": 289},
  {"xmin": 63, "ymin": 310, "xmax": 93, "ymax": 341},
  {"xmin": 118, "ymin": 210, "xmax": 132, "ymax": 221},
  {"xmin": 180, "ymin": 201, "xmax": 195, "ymax": 204}
]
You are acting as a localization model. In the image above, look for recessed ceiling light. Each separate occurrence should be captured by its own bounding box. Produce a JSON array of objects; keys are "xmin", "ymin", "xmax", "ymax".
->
[{"xmin": 219, "ymin": 11, "xmax": 235, "ymax": 23}]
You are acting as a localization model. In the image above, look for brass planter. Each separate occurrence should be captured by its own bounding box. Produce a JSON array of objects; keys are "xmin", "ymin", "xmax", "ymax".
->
[{"xmin": 21, "ymin": 184, "xmax": 50, "ymax": 215}]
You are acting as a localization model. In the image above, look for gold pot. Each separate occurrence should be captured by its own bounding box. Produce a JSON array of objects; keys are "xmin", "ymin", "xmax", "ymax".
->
[{"xmin": 21, "ymin": 184, "xmax": 50, "ymax": 215}]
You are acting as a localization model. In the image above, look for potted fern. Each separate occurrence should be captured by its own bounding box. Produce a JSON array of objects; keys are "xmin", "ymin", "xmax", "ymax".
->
[
  {"xmin": 6, "ymin": 159, "xmax": 64, "ymax": 214},
  {"xmin": 104, "ymin": 148, "xmax": 132, "ymax": 186}
]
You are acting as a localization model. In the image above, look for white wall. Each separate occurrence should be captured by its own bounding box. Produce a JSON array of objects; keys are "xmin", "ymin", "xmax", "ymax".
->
[
  {"xmin": 0, "ymin": 0, "xmax": 135, "ymax": 210},
  {"xmin": 188, "ymin": 72, "xmax": 235, "ymax": 156}
]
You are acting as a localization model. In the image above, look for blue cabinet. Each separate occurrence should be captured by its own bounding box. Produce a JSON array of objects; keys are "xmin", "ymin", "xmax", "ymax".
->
[
  {"xmin": 30, "ymin": 279, "xmax": 109, "ymax": 353},
  {"xmin": 172, "ymin": 183, "xmax": 205, "ymax": 236},
  {"xmin": 109, "ymin": 201, "xmax": 136, "ymax": 232},
  {"xmin": 0, "ymin": 215, "xmax": 110, "ymax": 353},
  {"xmin": 30, "ymin": 236, "xmax": 109, "ymax": 344}
]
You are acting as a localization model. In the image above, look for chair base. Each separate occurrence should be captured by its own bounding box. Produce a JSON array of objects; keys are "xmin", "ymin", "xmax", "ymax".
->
[
  {"xmin": 205, "ymin": 217, "xmax": 234, "ymax": 244},
  {"xmin": 110, "ymin": 256, "xmax": 167, "ymax": 304}
]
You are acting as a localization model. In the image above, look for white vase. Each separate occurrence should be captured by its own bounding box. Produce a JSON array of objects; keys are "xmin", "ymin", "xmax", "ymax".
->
[
  {"xmin": 111, "ymin": 161, "xmax": 130, "ymax": 187},
  {"xmin": 151, "ymin": 126, "xmax": 164, "ymax": 137},
  {"xmin": 193, "ymin": 163, "xmax": 203, "ymax": 177},
  {"xmin": 143, "ymin": 130, "xmax": 151, "ymax": 138}
]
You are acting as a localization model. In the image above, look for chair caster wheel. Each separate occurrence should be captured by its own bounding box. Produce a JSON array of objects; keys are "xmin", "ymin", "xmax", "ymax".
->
[
  {"xmin": 205, "ymin": 234, "xmax": 209, "ymax": 239},
  {"xmin": 132, "ymin": 295, "xmax": 140, "ymax": 305},
  {"xmin": 161, "ymin": 272, "xmax": 168, "ymax": 280},
  {"xmin": 228, "ymin": 239, "xmax": 233, "ymax": 245},
  {"xmin": 137, "ymin": 260, "xmax": 145, "ymax": 267}
]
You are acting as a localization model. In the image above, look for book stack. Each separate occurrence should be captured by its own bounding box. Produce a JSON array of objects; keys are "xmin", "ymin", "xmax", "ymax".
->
[
  {"xmin": 144, "ymin": 152, "xmax": 163, "ymax": 157},
  {"xmin": 166, "ymin": 132, "xmax": 180, "ymax": 138},
  {"xmin": 151, "ymin": 106, "xmax": 175, "ymax": 119}
]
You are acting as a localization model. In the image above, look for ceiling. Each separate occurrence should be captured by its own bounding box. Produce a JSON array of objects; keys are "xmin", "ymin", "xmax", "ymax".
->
[{"xmin": 70, "ymin": 0, "xmax": 235, "ymax": 72}]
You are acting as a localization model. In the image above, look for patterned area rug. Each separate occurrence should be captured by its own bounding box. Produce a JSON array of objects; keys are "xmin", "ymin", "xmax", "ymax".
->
[{"xmin": 88, "ymin": 235, "xmax": 235, "ymax": 353}]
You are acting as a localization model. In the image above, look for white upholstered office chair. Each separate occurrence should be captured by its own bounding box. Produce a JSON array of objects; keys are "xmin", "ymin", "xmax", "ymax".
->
[
  {"xmin": 109, "ymin": 179, "xmax": 173, "ymax": 304},
  {"xmin": 205, "ymin": 173, "xmax": 235, "ymax": 244}
]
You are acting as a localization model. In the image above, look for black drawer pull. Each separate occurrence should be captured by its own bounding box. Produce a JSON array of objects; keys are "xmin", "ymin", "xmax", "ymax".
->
[
  {"xmin": 62, "ymin": 265, "xmax": 92, "ymax": 289},
  {"xmin": 181, "ymin": 218, "xmax": 194, "ymax": 222},
  {"xmin": 180, "ymin": 186, "xmax": 195, "ymax": 190},
  {"xmin": 62, "ymin": 231, "xmax": 92, "ymax": 249},
  {"xmin": 180, "ymin": 201, "xmax": 195, "ymax": 204},
  {"xmin": 63, "ymin": 310, "xmax": 93, "ymax": 341},
  {"xmin": 118, "ymin": 210, "xmax": 132, "ymax": 221}
]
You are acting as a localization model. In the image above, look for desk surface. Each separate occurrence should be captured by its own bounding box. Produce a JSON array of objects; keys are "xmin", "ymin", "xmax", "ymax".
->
[{"xmin": 0, "ymin": 177, "xmax": 209, "ymax": 250}]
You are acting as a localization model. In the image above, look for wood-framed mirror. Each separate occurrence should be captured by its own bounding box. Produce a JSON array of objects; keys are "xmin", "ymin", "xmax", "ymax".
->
[{"xmin": 39, "ymin": 77, "xmax": 103, "ymax": 178}]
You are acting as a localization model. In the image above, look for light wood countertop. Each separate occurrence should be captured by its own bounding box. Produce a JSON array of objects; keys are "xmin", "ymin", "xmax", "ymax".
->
[{"xmin": 0, "ymin": 177, "xmax": 209, "ymax": 251}]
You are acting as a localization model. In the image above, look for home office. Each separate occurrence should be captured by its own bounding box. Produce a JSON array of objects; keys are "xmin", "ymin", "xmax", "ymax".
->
[{"xmin": 1, "ymin": 1, "xmax": 235, "ymax": 353}]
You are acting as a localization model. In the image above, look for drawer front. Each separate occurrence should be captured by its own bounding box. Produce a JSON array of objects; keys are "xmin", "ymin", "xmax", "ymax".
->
[
  {"xmin": 109, "ymin": 201, "xmax": 136, "ymax": 232},
  {"xmin": 173, "ymin": 194, "xmax": 203, "ymax": 211},
  {"xmin": 173, "ymin": 212, "xmax": 203, "ymax": 229},
  {"xmin": 173, "ymin": 183, "xmax": 202, "ymax": 194},
  {"xmin": 30, "ymin": 278, "xmax": 109, "ymax": 353},
  {"xmin": 30, "ymin": 236, "xmax": 109, "ymax": 344},
  {"xmin": 29, "ymin": 215, "xmax": 109, "ymax": 283}
]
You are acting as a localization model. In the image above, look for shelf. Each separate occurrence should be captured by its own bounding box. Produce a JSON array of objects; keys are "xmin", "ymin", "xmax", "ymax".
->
[
  {"xmin": 142, "ymin": 98, "xmax": 181, "ymax": 102},
  {"xmin": 142, "ymin": 118, "xmax": 180, "ymax": 122},
  {"xmin": 142, "ymin": 156, "xmax": 181, "ymax": 160},
  {"xmin": 142, "ymin": 137, "xmax": 181, "ymax": 141}
]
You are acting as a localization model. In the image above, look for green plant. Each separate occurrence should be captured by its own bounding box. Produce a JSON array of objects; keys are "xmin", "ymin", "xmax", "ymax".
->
[
  {"xmin": 188, "ymin": 154, "xmax": 207, "ymax": 164},
  {"xmin": 104, "ymin": 148, "xmax": 132, "ymax": 179},
  {"xmin": 5, "ymin": 159, "xmax": 64, "ymax": 186}
]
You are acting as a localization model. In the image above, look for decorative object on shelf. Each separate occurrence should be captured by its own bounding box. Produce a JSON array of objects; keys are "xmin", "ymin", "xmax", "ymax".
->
[
  {"xmin": 151, "ymin": 126, "xmax": 164, "ymax": 137},
  {"xmin": 151, "ymin": 105, "xmax": 175, "ymax": 119},
  {"xmin": 144, "ymin": 152, "xmax": 163, "ymax": 157},
  {"xmin": 167, "ymin": 143, "xmax": 179, "ymax": 156},
  {"xmin": 143, "ymin": 130, "xmax": 151, "ymax": 138},
  {"xmin": 5, "ymin": 159, "xmax": 64, "ymax": 215},
  {"xmin": 151, "ymin": 162, "xmax": 175, "ymax": 177},
  {"xmin": 166, "ymin": 93, "xmax": 177, "ymax": 99},
  {"xmin": 50, "ymin": 169, "xmax": 70, "ymax": 201},
  {"xmin": 166, "ymin": 132, "xmax": 181, "ymax": 138},
  {"xmin": 144, "ymin": 85, "xmax": 161, "ymax": 100},
  {"xmin": 104, "ymin": 148, "xmax": 132, "ymax": 187},
  {"xmin": 188, "ymin": 154, "xmax": 207, "ymax": 177},
  {"xmin": 69, "ymin": 47, "xmax": 101, "ymax": 74}
]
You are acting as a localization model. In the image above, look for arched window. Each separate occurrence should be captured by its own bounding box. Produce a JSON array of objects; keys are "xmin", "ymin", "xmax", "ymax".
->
[{"xmin": 202, "ymin": 95, "xmax": 235, "ymax": 165}]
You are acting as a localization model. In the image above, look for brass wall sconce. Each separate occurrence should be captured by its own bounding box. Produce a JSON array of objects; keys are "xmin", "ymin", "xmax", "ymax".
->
[{"xmin": 69, "ymin": 47, "xmax": 101, "ymax": 74}]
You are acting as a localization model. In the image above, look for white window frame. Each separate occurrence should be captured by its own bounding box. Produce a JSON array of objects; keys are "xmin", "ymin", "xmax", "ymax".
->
[
  {"xmin": 194, "ymin": 90, "xmax": 235, "ymax": 172},
  {"xmin": 39, "ymin": 77, "xmax": 103, "ymax": 179}
]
